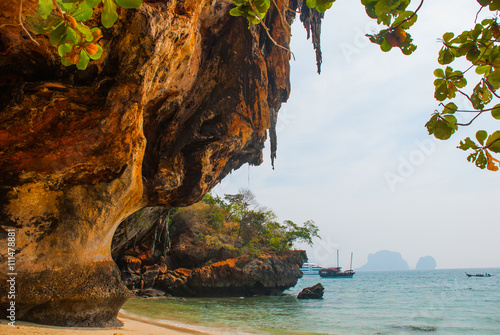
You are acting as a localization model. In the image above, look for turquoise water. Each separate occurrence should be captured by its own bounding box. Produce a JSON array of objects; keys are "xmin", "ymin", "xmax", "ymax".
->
[{"xmin": 121, "ymin": 269, "xmax": 500, "ymax": 334}]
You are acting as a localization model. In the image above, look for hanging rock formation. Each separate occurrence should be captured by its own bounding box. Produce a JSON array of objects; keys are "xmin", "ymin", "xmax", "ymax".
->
[{"xmin": 0, "ymin": 0, "xmax": 324, "ymax": 327}]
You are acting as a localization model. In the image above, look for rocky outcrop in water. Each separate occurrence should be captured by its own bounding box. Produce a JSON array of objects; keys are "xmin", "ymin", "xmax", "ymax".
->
[
  {"xmin": 156, "ymin": 251, "xmax": 306, "ymax": 297},
  {"xmin": 297, "ymin": 283, "xmax": 324, "ymax": 299},
  {"xmin": 112, "ymin": 208, "xmax": 307, "ymax": 297},
  {"xmin": 0, "ymin": 0, "xmax": 324, "ymax": 326}
]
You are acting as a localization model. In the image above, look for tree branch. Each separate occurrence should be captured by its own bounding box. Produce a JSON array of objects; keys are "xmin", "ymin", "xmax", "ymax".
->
[
  {"xmin": 456, "ymin": 111, "xmax": 485, "ymax": 126},
  {"xmin": 392, "ymin": 0, "xmax": 424, "ymax": 30},
  {"xmin": 475, "ymin": 4, "xmax": 485, "ymax": 24},
  {"xmin": 485, "ymin": 137, "xmax": 500, "ymax": 150},
  {"xmin": 19, "ymin": 0, "xmax": 40, "ymax": 45}
]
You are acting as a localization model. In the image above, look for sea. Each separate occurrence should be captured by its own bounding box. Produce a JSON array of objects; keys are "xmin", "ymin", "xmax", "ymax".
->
[{"xmin": 121, "ymin": 268, "xmax": 500, "ymax": 335}]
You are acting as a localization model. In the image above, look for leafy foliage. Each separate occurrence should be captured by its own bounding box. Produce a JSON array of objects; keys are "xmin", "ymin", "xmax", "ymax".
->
[
  {"xmin": 359, "ymin": 0, "xmax": 500, "ymax": 170},
  {"xmin": 229, "ymin": 0, "xmax": 271, "ymax": 25},
  {"xmin": 229, "ymin": 0, "xmax": 336, "ymax": 24},
  {"xmin": 363, "ymin": 0, "xmax": 419, "ymax": 55},
  {"xmin": 178, "ymin": 190, "xmax": 321, "ymax": 256},
  {"xmin": 458, "ymin": 130, "xmax": 500, "ymax": 170},
  {"xmin": 30, "ymin": 0, "xmax": 142, "ymax": 70},
  {"xmin": 420, "ymin": 4, "xmax": 500, "ymax": 171}
]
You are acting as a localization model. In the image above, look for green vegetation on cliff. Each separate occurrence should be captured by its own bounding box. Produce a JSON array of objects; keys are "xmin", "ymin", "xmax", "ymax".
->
[{"xmin": 169, "ymin": 189, "xmax": 319, "ymax": 258}]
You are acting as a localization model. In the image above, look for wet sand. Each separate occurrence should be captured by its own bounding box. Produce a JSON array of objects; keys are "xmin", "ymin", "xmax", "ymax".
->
[{"xmin": 0, "ymin": 312, "xmax": 210, "ymax": 335}]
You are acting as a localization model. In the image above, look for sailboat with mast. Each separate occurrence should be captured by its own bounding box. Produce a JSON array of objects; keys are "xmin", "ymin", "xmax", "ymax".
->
[{"xmin": 319, "ymin": 250, "xmax": 355, "ymax": 278}]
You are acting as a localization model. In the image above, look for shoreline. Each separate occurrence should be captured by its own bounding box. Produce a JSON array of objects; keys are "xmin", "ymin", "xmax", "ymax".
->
[{"xmin": 0, "ymin": 312, "xmax": 211, "ymax": 335}]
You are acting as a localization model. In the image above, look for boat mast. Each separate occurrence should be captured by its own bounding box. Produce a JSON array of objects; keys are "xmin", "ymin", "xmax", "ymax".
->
[
  {"xmin": 337, "ymin": 249, "xmax": 339, "ymax": 268},
  {"xmin": 350, "ymin": 252, "xmax": 353, "ymax": 271}
]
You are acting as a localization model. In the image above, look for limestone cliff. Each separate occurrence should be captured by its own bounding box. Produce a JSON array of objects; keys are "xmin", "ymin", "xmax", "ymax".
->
[{"xmin": 0, "ymin": 0, "xmax": 322, "ymax": 327}]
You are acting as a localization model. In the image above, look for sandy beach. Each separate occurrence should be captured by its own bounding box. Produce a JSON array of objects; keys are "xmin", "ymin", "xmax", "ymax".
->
[{"xmin": 0, "ymin": 312, "xmax": 209, "ymax": 335}]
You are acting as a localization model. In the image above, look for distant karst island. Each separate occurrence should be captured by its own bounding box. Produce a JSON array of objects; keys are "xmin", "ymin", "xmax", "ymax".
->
[
  {"xmin": 357, "ymin": 250, "xmax": 437, "ymax": 271},
  {"xmin": 416, "ymin": 256, "xmax": 437, "ymax": 270},
  {"xmin": 357, "ymin": 250, "xmax": 410, "ymax": 271}
]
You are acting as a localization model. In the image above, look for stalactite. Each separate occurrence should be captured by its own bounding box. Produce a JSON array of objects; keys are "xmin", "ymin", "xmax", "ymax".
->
[
  {"xmin": 299, "ymin": 2, "xmax": 324, "ymax": 74},
  {"xmin": 270, "ymin": 107, "xmax": 278, "ymax": 169}
]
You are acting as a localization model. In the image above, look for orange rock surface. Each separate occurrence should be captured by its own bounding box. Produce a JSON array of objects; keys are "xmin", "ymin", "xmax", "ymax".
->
[{"xmin": 0, "ymin": 0, "xmax": 314, "ymax": 326}]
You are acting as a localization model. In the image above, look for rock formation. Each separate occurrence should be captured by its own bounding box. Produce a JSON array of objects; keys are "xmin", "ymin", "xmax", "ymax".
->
[
  {"xmin": 416, "ymin": 256, "xmax": 437, "ymax": 270},
  {"xmin": 112, "ymin": 206, "xmax": 307, "ymax": 297},
  {"xmin": 357, "ymin": 250, "xmax": 410, "ymax": 272},
  {"xmin": 0, "ymin": 0, "xmax": 323, "ymax": 327},
  {"xmin": 155, "ymin": 251, "xmax": 306, "ymax": 297},
  {"xmin": 297, "ymin": 283, "xmax": 324, "ymax": 299}
]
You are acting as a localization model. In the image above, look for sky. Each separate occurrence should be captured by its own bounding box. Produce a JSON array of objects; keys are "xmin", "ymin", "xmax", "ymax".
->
[{"xmin": 213, "ymin": 0, "xmax": 500, "ymax": 270}]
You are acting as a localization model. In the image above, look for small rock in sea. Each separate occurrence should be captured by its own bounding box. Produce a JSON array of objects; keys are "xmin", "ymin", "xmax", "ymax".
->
[{"xmin": 297, "ymin": 283, "xmax": 324, "ymax": 299}]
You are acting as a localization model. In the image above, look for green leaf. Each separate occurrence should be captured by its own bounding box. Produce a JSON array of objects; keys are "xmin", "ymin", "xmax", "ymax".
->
[
  {"xmin": 315, "ymin": 0, "xmax": 335, "ymax": 13},
  {"xmin": 58, "ymin": 43, "xmax": 72, "ymax": 57},
  {"xmin": 85, "ymin": 0, "xmax": 102, "ymax": 7},
  {"xmin": 442, "ymin": 102, "xmax": 457, "ymax": 114},
  {"xmin": 476, "ymin": 65, "xmax": 492, "ymax": 75},
  {"xmin": 306, "ymin": 0, "xmax": 317, "ymax": 8},
  {"xmin": 467, "ymin": 151, "xmax": 479, "ymax": 163},
  {"xmin": 434, "ymin": 82, "xmax": 449, "ymax": 101},
  {"xmin": 29, "ymin": 13, "xmax": 63, "ymax": 34},
  {"xmin": 61, "ymin": 57, "xmax": 73, "ymax": 67},
  {"xmin": 476, "ymin": 130, "xmax": 488, "ymax": 145},
  {"xmin": 466, "ymin": 46, "xmax": 481, "ymax": 62},
  {"xmin": 115, "ymin": 0, "xmax": 142, "ymax": 9},
  {"xmin": 60, "ymin": 2, "xmax": 76, "ymax": 12},
  {"xmin": 425, "ymin": 113, "xmax": 456, "ymax": 140},
  {"xmin": 102, "ymin": 0, "xmax": 119, "ymax": 28},
  {"xmin": 438, "ymin": 48, "xmax": 455, "ymax": 65},
  {"xmin": 434, "ymin": 68, "xmax": 445, "ymax": 78},
  {"xmin": 458, "ymin": 137, "xmax": 479, "ymax": 151},
  {"xmin": 70, "ymin": 2, "xmax": 94, "ymax": 21},
  {"xmin": 433, "ymin": 122, "xmax": 454, "ymax": 140},
  {"xmin": 471, "ymin": 82, "xmax": 492, "ymax": 109},
  {"xmin": 229, "ymin": 7, "xmax": 243, "ymax": 17},
  {"xmin": 380, "ymin": 38, "xmax": 392, "ymax": 52},
  {"xmin": 77, "ymin": 49, "xmax": 90, "ymax": 70},
  {"xmin": 476, "ymin": 150, "xmax": 487, "ymax": 169},
  {"xmin": 66, "ymin": 27, "xmax": 79, "ymax": 44},
  {"xmin": 76, "ymin": 23, "xmax": 93, "ymax": 41},
  {"xmin": 486, "ymin": 69, "xmax": 500, "ymax": 89},
  {"xmin": 486, "ymin": 130, "xmax": 500, "ymax": 152},
  {"xmin": 364, "ymin": 3, "xmax": 378, "ymax": 19},
  {"xmin": 254, "ymin": 0, "xmax": 270, "ymax": 14},
  {"xmin": 49, "ymin": 23, "xmax": 67, "ymax": 46},
  {"xmin": 399, "ymin": 34, "xmax": 417, "ymax": 55},
  {"xmin": 393, "ymin": 11, "xmax": 417, "ymax": 29},
  {"xmin": 442, "ymin": 32, "xmax": 454, "ymax": 42},
  {"xmin": 492, "ymin": 104, "xmax": 500, "ymax": 119},
  {"xmin": 38, "ymin": 0, "xmax": 53, "ymax": 19},
  {"xmin": 443, "ymin": 114, "xmax": 458, "ymax": 128}
]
